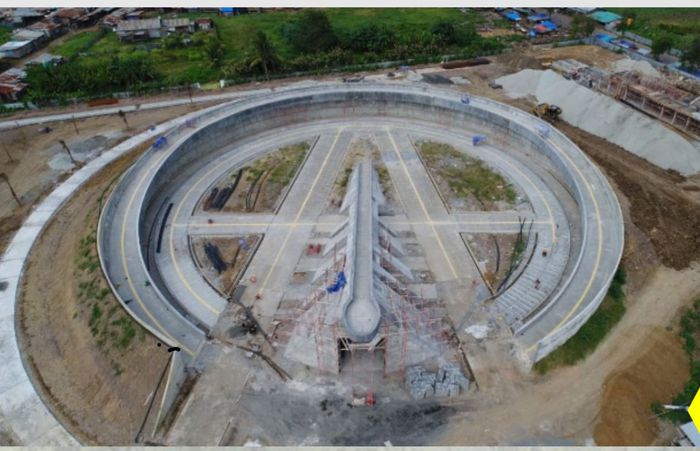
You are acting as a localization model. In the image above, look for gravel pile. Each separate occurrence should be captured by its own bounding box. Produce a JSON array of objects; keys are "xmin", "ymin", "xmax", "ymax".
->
[{"xmin": 496, "ymin": 69, "xmax": 700, "ymax": 176}]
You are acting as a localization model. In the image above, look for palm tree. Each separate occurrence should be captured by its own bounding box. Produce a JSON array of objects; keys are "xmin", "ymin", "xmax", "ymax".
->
[
  {"xmin": 251, "ymin": 31, "xmax": 280, "ymax": 80},
  {"xmin": 0, "ymin": 172, "xmax": 20, "ymax": 205}
]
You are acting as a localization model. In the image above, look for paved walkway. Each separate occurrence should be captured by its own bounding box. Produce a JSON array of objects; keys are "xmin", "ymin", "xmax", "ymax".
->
[{"xmin": 0, "ymin": 80, "xmax": 334, "ymax": 131}]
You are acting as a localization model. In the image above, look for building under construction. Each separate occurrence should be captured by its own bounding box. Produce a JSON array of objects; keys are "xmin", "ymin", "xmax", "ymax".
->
[{"xmin": 281, "ymin": 160, "xmax": 458, "ymax": 376}]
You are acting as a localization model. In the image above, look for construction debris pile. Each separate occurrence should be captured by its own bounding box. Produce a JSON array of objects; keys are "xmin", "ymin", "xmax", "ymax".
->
[{"xmin": 405, "ymin": 364, "xmax": 470, "ymax": 399}]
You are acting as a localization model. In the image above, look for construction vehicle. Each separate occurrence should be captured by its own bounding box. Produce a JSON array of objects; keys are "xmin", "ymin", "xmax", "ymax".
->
[{"xmin": 532, "ymin": 103, "xmax": 562, "ymax": 122}]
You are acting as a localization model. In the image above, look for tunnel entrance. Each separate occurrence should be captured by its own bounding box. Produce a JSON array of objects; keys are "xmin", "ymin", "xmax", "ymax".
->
[{"xmin": 337, "ymin": 337, "xmax": 386, "ymax": 375}]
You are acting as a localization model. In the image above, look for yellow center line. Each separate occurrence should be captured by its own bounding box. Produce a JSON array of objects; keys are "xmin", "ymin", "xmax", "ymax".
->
[
  {"xmin": 120, "ymin": 153, "xmax": 194, "ymax": 356},
  {"xmin": 386, "ymin": 128, "xmax": 459, "ymax": 279},
  {"xmin": 526, "ymin": 139, "xmax": 604, "ymax": 351},
  {"xmin": 259, "ymin": 128, "xmax": 345, "ymax": 292}
]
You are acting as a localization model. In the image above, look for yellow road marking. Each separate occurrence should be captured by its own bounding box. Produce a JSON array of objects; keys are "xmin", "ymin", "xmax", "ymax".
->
[
  {"xmin": 120, "ymin": 153, "xmax": 194, "ymax": 356},
  {"xmin": 259, "ymin": 128, "xmax": 345, "ymax": 292},
  {"xmin": 386, "ymin": 128, "xmax": 459, "ymax": 279},
  {"xmin": 527, "ymin": 139, "xmax": 604, "ymax": 349}
]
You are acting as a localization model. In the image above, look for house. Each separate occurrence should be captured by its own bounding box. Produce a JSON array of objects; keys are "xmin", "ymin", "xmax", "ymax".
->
[
  {"xmin": 12, "ymin": 28, "xmax": 46, "ymax": 50},
  {"xmin": 195, "ymin": 17, "xmax": 214, "ymax": 31},
  {"xmin": 568, "ymin": 7, "xmax": 597, "ymax": 14},
  {"xmin": 26, "ymin": 52, "xmax": 63, "ymax": 67},
  {"xmin": 116, "ymin": 18, "xmax": 163, "ymax": 41},
  {"xmin": 588, "ymin": 10, "xmax": 623, "ymax": 26},
  {"xmin": 116, "ymin": 17, "xmax": 193, "ymax": 42},
  {"xmin": 0, "ymin": 40, "xmax": 34, "ymax": 58},
  {"xmin": 0, "ymin": 68, "xmax": 27, "ymax": 101},
  {"xmin": 125, "ymin": 10, "xmax": 145, "ymax": 20},
  {"xmin": 162, "ymin": 18, "xmax": 194, "ymax": 34},
  {"xmin": 102, "ymin": 8, "xmax": 136, "ymax": 28},
  {"xmin": 218, "ymin": 7, "xmax": 248, "ymax": 16},
  {"xmin": 51, "ymin": 8, "xmax": 88, "ymax": 26},
  {"xmin": 27, "ymin": 20, "xmax": 66, "ymax": 39},
  {"xmin": 11, "ymin": 8, "xmax": 43, "ymax": 28},
  {"xmin": 502, "ymin": 11, "xmax": 521, "ymax": 22}
]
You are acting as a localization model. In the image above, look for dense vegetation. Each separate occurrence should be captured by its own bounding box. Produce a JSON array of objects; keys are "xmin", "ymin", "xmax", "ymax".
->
[
  {"xmin": 534, "ymin": 267, "xmax": 627, "ymax": 374},
  {"xmin": 25, "ymin": 55, "xmax": 162, "ymax": 102},
  {"xmin": 652, "ymin": 299, "xmax": 700, "ymax": 423},
  {"xmin": 610, "ymin": 8, "xmax": 700, "ymax": 53},
  {"xmin": 36, "ymin": 8, "xmax": 509, "ymax": 101}
]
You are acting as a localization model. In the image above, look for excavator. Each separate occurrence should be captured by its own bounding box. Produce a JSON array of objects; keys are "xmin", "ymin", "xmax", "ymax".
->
[{"xmin": 531, "ymin": 103, "xmax": 562, "ymax": 122}]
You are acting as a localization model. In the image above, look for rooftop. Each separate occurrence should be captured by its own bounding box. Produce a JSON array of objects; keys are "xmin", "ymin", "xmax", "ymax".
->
[
  {"xmin": 116, "ymin": 17, "xmax": 161, "ymax": 32},
  {"xmin": 0, "ymin": 40, "xmax": 32, "ymax": 51},
  {"xmin": 589, "ymin": 10, "xmax": 623, "ymax": 24}
]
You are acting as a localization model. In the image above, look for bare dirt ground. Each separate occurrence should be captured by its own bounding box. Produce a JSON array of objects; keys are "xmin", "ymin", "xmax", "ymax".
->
[
  {"xmin": 440, "ymin": 264, "xmax": 700, "ymax": 445},
  {"xmin": 203, "ymin": 141, "xmax": 309, "ymax": 213},
  {"xmin": 0, "ymin": 103, "xmax": 216, "ymax": 254},
  {"xmin": 191, "ymin": 235, "xmax": 261, "ymax": 295},
  {"xmin": 555, "ymin": 121, "xmax": 700, "ymax": 271},
  {"xmin": 16, "ymin": 147, "xmax": 169, "ymax": 445}
]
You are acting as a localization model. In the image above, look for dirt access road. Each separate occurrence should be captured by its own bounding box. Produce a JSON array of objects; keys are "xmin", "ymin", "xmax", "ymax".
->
[{"xmin": 16, "ymin": 145, "xmax": 170, "ymax": 444}]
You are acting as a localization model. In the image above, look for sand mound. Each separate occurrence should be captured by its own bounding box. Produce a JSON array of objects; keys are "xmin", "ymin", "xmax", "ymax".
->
[
  {"xmin": 496, "ymin": 69, "xmax": 700, "ymax": 176},
  {"xmin": 611, "ymin": 58, "xmax": 662, "ymax": 78}
]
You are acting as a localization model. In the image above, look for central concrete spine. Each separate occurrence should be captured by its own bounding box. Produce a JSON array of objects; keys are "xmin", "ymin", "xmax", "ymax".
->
[{"xmin": 332, "ymin": 160, "xmax": 413, "ymax": 343}]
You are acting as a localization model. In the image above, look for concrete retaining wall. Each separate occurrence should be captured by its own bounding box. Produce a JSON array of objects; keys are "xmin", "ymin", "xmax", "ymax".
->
[{"xmin": 109, "ymin": 83, "xmax": 622, "ymax": 365}]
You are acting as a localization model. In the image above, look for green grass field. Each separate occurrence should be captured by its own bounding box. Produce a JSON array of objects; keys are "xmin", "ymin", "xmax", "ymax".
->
[
  {"xmin": 534, "ymin": 267, "xmax": 627, "ymax": 374},
  {"xmin": 609, "ymin": 8, "xmax": 700, "ymax": 50},
  {"xmin": 0, "ymin": 26, "xmax": 12, "ymax": 46},
  {"xmin": 50, "ymin": 8, "xmax": 487, "ymax": 85}
]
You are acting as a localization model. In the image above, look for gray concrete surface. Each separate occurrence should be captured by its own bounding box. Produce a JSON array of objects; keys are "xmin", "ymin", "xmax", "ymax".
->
[{"xmin": 99, "ymin": 83, "xmax": 623, "ymax": 369}]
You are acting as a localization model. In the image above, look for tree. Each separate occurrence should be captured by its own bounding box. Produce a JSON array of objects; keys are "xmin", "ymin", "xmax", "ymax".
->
[
  {"xmin": 616, "ymin": 9, "xmax": 637, "ymax": 32},
  {"xmin": 162, "ymin": 33, "xmax": 184, "ymax": 50},
  {"xmin": 651, "ymin": 34, "xmax": 674, "ymax": 59},
  {"xmin": 282, "ymin": 10, "xmax": 338, "ymax": 54},
  {"xmin": 431, "ymin": 20, "xmax": 458, "ymax": 46},
  {"xmin": 250, "ymin": 31, "xmax": 280, "ymax": 79},
  {"xmin": 682, "ymin": 36, "xmax": 700, "ymax": 71},
  {"xmin": 569, "ymin": 15, "xmax": 596, "ymax": 39},
  {"xmin": 204, "ymin": 35, "xmax": 225, "ymax": 68},
  {"xmin": 0, "ymin": 172, "xmax": 21, "ymax": 206},
  {"xmin": 343, "ymin": 23, "xmax": 397, "ymax": 54}
]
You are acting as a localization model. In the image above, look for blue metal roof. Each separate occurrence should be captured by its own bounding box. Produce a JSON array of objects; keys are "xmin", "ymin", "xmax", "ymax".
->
[
  {"xmin": 541, "ymin": 20, "xmax": 558, "ymax": 30},
  {"xmin": 527, "ymin": 13, "xmax": 549, "ymax": 22},
  {"xmin": 504, "ymin": 11, "xmax": 521, "ymax": 21}
]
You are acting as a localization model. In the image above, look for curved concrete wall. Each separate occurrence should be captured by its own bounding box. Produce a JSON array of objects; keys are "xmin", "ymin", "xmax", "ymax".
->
[{"xmin": 106, "ymin": 83, "xmax": 622, "ymax": 363}]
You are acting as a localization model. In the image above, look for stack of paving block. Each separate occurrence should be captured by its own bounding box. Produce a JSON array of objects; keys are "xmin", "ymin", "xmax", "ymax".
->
[{"xmin": 406, "ymin": 363, "xmax": 470, "ymax": 399}]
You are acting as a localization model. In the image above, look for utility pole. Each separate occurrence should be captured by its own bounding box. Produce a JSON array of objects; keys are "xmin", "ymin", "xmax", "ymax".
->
[
  {"xmin": 58, "ymin": 139, "xmax": 78, "ymax": 166},
  {"xmin": 118, "ymin": 109, "xmax": 129, "ymax": 130},
  {"xmin": 0, "ymin": 172, "xmax": 21, "ymax": 206},
  {"xmin": 2, "ymin": 144, "xmax": 15, "ymax": 163}
]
